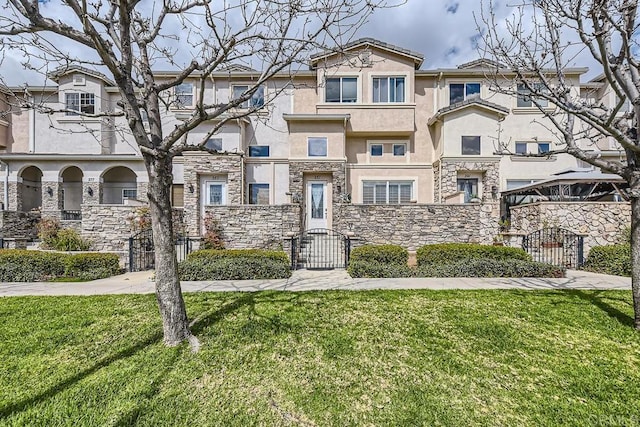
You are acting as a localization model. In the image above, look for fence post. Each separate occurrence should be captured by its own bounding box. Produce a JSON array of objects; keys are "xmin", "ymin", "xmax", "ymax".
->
[
  {"xmin": 577, "ymin": 235, "xmax": 584, "ymax": 267},
  {"xmin": 345, "ymin": 236, "xmax": 351, "ymax": 268},
  {"xmin": 290, "ymin": 237, "xmax": 297, "ymax": 270},
  {"xmin": 128, "ymin": 236, "xmax": 134, "ymax": 272}
]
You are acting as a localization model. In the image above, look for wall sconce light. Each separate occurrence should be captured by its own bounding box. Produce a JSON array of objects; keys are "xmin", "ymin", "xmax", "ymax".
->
[
  {"xmin": 46, "ymin": 187, "xmax": 53, "ymax": 196},
  {"xmin": 491, "ymin": 185, "xmax": 499, "ymax": 199},
  {"xmin": 189, "ymin": 184, "xmax": 194, "ymax": 193},
  {"xmin": 87, "ymin": 187, "xmax": 94, "ymax": 197}
]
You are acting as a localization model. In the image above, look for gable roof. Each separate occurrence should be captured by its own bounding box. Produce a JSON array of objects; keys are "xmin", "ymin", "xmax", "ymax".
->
[
  {"xmin": 310, "ymin": 38, "xmax": 424, "ymax": 69},
  {"xmin": 457, "ymin": 59, "xmax": 504, "ymax": 69},
  {"xmin": 428, "ymin": 98, "xmax": 509, "ymax": 125},
  {"xmin": 48, "ymin": 65, "xmax": 115, "ymax": 86},
  {"xmin": 219, "ymin": 64, "xmax": 258, "ymax": 73}
]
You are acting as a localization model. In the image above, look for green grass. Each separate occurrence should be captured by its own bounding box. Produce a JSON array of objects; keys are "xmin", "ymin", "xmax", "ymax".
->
[{"xmin": 1, "ymin": 290, "xmax": 639, "ymax": 426}]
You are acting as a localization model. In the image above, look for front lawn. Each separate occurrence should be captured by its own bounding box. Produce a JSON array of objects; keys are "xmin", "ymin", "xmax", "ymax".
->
[{"xmin": 1, "ymin": 290, "xmax": 639, "ymax": 425}]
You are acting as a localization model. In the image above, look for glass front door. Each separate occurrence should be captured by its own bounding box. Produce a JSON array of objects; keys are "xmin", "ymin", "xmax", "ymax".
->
[{"xmin": 307, "ymin": 181, "xmax": 328, "ymax": 229}]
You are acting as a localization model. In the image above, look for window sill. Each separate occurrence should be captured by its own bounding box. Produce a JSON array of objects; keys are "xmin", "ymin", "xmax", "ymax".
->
[
  {"xmin": 510, "ymin": 155, "xmax": 557, "ymax": 161},
  {"xmin": 57, "ymin": 116, "xmax": 102, "ymax": 123},
  {"xmin": 512, "ymin": 107, "xmax": 554, "ymax": 115},
  {"xmin": 319, "ymin": 103, "xmax": 416, "ymax": 108}
]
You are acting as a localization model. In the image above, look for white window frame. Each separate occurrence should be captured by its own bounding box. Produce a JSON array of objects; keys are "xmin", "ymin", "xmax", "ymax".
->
[
  {"xmin": 372, "ymin": 76, "xmax": 405, "ymax": 103},
  {"xmin": 461, "ymin": 135, "xmax": 481, "ymax": 155},
  {"xmin": 122, "ymin": 188, "xmax": 137, "ymax": 200},
  {"xmin": 175, "ymin": 82, "xmax": 194, "ymax": 108},
  {"xmin": 515, "ymin": 142, "xmax": 528, "ymax": 154},
  {"xmin": 517, "ymin": 83, "xmax": 549, "ymax": 108},
  {"xmin": 248, "ymin": 183, "xmax": 270, "ymax": 205},
  {"xmin": 204, "ymin": 180, "xmax": 227, "ymax": 206},
  {"xmin": 537, "ymin": 142, "xmax": 551, "ymax": 154},
  {"xmin": 370, "ymin": 144, "xmax": 383, "ymax": 156},
  {"xmin": 514, "ymin": 141, "xmax": 551, "ymax": 155},
  {"xmin": 393, "ymin": 143, "xmax": 406, "ymax": 156},
  {"xmin": 362, "ymin": 180, "xmax": 413, "ymax": 204},
  {"xmin": 449, "ymin": 82, "xmax": 481, "ymax": 104},
  {"xmin": 65, "ymin": 93, "xmax": 95, "ymax": 116},
  {"xmin": 325, "ymin": 76, "xmax": 358, "ymax": 103},
  {"xmin": 232, "ymin": 85, "xmax": 265, "ymax": 109},
  {"xmin": 308, "ymin": 137, "xmax": 328, "ymax": 157}
]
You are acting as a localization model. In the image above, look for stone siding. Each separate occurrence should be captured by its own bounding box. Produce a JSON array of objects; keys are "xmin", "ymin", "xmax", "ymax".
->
[
  {"xmin": 0, "ymin": 210, "xmax": 40, "ymax": 239},
  {"xmin": 41, "ymin": 181, "xmax": 63, "ymax": 212},
  {"xmin": 438, "ymin": 159, "xmax": 500, "ymax": 201},
  {"xmin": 183, "ymin": 154, "xmax": 243, "ymax": 236},
  {"xmin": 289, "ymin": 161, "xmax": 347, "ymax": 205},
  {"xmin": 204, "ymin": 205, "xmax": 301, "ymax": 250},
  {"xmin": 81, "ymin": 205, "xmax": 139, "ymax": 251},
  {"xmin": 509, "ymin": 202, "xmax": 631, "ymax": 255},
  {"xmin": 333, "ymin": 202, "xmax": 500, "ymax": 251}
]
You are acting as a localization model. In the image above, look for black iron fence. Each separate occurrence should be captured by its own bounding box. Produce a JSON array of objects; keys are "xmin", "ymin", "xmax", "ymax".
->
[
  {"xmin": 291, "ymin": 228, "xmax": 350, "ymax": 270},
  {"xmin": 522, "ymin": 227, "xmax": 584, "ymax": 268},
  {"xmin": 128, "ymin": 228, "xmax": 193, "ymax": 272},
  {"xmin": 61, "ymin": 210, "xmax": 82, "ymax": 221}
]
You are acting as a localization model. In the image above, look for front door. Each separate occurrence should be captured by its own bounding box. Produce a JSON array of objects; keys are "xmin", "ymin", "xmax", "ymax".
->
[{"xmin": 307, "ymin": 181, "xmax": 328, "ymax": 229}]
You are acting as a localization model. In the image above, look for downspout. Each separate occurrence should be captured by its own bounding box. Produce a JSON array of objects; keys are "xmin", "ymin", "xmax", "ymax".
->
[
  {"xmin": 28, "ymin": 95, "xmax": 35, "ymax": 152},
  {"xmin": 435, "ymin": 73, "xmax": 443, "ymax": 203}
]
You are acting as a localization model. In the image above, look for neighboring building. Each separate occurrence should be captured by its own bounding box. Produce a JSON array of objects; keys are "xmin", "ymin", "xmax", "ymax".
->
[{"xmin": 0, "ymin": 38, "xmax": 629, "ymax": 252}]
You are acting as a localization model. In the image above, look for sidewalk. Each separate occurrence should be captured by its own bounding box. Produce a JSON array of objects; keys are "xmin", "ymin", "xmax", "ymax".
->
[{"xmin": 0, "ymin": 269, "xmax": 631, "ymax": 297}]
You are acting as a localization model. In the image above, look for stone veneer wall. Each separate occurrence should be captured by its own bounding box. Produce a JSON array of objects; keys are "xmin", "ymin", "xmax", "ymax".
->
[
  {"xmin": 438, "ymin": 159, "xmax": 500, "ymax": 201},
  {"xmin": 289, "ymin": 161, "xmax": 347, "ymax": 205},
  {"xmin": 0, "ymin": 210, "xmax": 41, "ymax": 238},
  {"xmin": 81, "ymin": 205, "xmax": 139, "ymax": 251},
  {"xmin": 182, "ymin": 154, "xmax": 243, "ymax": 236},
  {"xmin": 509, "ymin": 202, "xmax": 631, "ymax": 255},
  {"xmin": 333, "ymin": 202, "xmax": 500, "ymax": 251},
  {"xmin": 204, "ymin": 205, "xmax": 301, "ymax": 251}
]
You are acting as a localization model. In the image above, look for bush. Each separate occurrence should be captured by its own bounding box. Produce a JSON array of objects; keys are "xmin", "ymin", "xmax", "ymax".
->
[
  {"xmin": 179, "ymin": 257, "xmax": 291, "ymax": 280},
  {"xmin": 64, "ymin": 253, "xmax": 121, "ymax": 280},
  {"xmin": 37, "ymin": 218, "xmax": 91, "ymax": 251},
  {"xmin": 349, "ymin": 244, "xmax": 408, "ymax": 265},
  {"xmin": 582, "ymin": 244, "xmax": 631, "ymax": 277},
  {"xmin": 187, "ymin": 249, "xmax": 289, "ymax": 263},
  {"xmin": 0, "ymin": 250, "xmax": 68, "ymax": 281},
  {"xmin": 416, "ymin": 243, "xmax": 531, "ymax": 266},
  {"xmin": 417, "ymin": 258, "xmax": 564, "ymax": 278},
  {"xmin": 347, "ymin": 260, "xmax": 414, "ymax": 278}
]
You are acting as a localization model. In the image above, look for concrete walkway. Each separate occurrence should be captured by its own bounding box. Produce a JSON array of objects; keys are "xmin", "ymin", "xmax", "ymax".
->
[{"xmin": 0, "ymin": 269, "xmax": 631, "ymax": 297}]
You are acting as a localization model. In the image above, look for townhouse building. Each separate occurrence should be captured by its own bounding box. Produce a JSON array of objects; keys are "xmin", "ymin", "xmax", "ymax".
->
[{"xmin": 0, "ymin": 38, "xmax": 629, "ymax": 255}]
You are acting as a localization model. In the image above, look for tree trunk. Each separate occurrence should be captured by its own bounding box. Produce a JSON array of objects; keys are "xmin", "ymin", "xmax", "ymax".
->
[
  {"xmin": 631, "ymin": 183, "xmax": 640, "ymax": 329},
  {"xmin": 143, "ymin": 154, "xmax": 199, "ymax": 349}
]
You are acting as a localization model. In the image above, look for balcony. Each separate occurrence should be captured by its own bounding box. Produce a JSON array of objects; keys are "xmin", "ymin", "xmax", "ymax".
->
[{"xmin": 316, "ymin": 104, "xmax": 415, "ymax": 135}]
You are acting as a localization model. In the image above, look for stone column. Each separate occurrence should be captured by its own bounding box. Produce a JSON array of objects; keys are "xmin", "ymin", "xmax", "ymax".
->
[
  {"xmin": 136, "ymin": 182, "xmax": 149, "ymax": 202},
  {"xmin": 10, "ymin": 182, "xmax": 22, "ymax": 212},
  {"xmin": 41, "ymin": 181, "xmax": 63, "ymax": 212},
  {"xmin": 83, "ymin": 181, "xmax": 100, "ymax": 205}
]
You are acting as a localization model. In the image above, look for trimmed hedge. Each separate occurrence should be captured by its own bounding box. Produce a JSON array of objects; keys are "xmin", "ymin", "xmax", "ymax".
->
[
  {"xmin": 417, "ymin": 259, "xmax": 564, "ymax": 278},
  {"xmin": 0, "ymin": 250, "xmax": 121, "ymax": 282},
  {"xmin": 582, "ymin": 244, "xmax": 631, "ymax": 277},
  {"xmin": 180, "ymin": 249, "xmax": 291, "ymax": 280},
  {"xmin": 417, "ymin": 243, "xmax": 531, "ymax": 266},
  {"xmin": 347, "ymin": 260, "xmax": 414, "ymax": 278},
  {"xmin": 64, "ymin": 253, "xmax": 121, "ymax": 280},
  {"xmin": 349, "ymin": 244, "xmax": 408, "ymax": 265}
]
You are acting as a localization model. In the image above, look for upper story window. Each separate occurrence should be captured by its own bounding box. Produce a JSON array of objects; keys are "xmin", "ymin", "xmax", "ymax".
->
[
  {"xmin": 517, "ymin": 83, "xmax": 548, "ymax": 108},
  {"xmin": 449, "ymin": 83, "xmax": 480, "ymax": 104},
  {"xmin": 325, "ymin": 77, "xmax": 357, "ymax": 103},
  {"xmin": 393, "ymin": 144, "xmax": 406, "ymax": 156},
  {"xmin": 461, "ymin": 136, "xmax": 481, "ymax": 155},
  {"xmin": 175, "ymin": 83, "xmax": 194, "ymax": 108},
  {"xmin": 65, "ymin": 93, "xmax": 95, "ymax": 116},
  {"xmin": 232, "ymin": 85, "xmax": 264, "ymax": 108},
  {"xmin": 515, "ymin": 141, "xmax": 551, "ymax": 154},
  {"xmin": 370, "ymin": 144, "xmax": 383, "ymax": 156},
  {"xmin": 205, "ymin": 138, "xmax": 222, "ymax": 152},
  {"xmin": 308, "ymin": 137, "xmax": 328, "ymax": 157},
  {"xmin": 248, "ymin": 145, "xmax": 269, "ymax": 157},
  {"xmin": 363, "ymin": 181, "xmax": 413, "ymax": 204},
  {"xmin": 373, "ymin": 77, "xmax": 405, "ymax": 103}
]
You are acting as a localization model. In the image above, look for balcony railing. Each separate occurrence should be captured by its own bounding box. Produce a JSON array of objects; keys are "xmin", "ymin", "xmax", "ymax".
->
[{"xmin": 61, "ymin": 210, "xmax": 82, "ymax": 221}]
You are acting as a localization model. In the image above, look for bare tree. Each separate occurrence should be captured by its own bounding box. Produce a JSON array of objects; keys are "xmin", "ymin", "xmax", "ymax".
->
[
  {"xmin": 480, "ymin": 0, "xmax": 640, "ymax": 328},
  {"xmin": 0, "ymin": 0, "xmax": 396, "ymax": 350}
]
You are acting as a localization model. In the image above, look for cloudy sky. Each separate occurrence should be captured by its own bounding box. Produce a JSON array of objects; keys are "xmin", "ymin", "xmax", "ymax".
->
[{"xmin": 0, "ymin": 0, "xmax": 601, "ymax": 86}]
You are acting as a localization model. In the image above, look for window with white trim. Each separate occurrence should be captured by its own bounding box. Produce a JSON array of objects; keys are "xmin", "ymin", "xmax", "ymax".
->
[
  {"xmin": 370, "ymin": 144, "xmax": 383, "ymax": 156},
  {"xmin": 449, "ymin": 82, "xmax": 480, "ymax": 104},
  {"xmin": 205, "ymin": 138, "xmax": 222, "ymax": 152},
  {"xmin": 122, "ymin": 188, "xmax": 137, "ymax": 199},
  {"xmin": 175, "ymin": 83, "xmax": 194, "ymax": 108},
  {"xmin": 461, "ymin": 136, "xmax": 481, "ymax": 155},
  {"xmin": 514, "ymin": 141, "xmax": 551, "ymax": 155},
  {"xmin": 517, "ymin": 83, "xmax": 548, "ymax": 108},
  {"xmin": 65, "ymin": 93, "xmax": 95, "ymax": 115},
  {"xmin": 249, "ymin": 183, "xmax": 269, "ymax": 205},
  {"xmin": 373, "ymin": 77, "xmax": 405, "ymax": 103},
  {"xmin": 393, "ymin": 144, "xmax": 406, "ymax": 156},
  {"xmin": 204, "ymin": 181, "xmax": 226, "ymax": 205},
  {"xmin": 308, "ymin": 137, "xmax": 327, "ymax": 157},
  {"xmin": 325, "ymin": 77, "xmax": 357, "ymax": 103},
  {"xmin": 363, "ymin": 181, "xmax": 413, "ymax": 204},
  {"xmin": 232, "ymin": 85, "xmax": 264, "ymax": 108}
]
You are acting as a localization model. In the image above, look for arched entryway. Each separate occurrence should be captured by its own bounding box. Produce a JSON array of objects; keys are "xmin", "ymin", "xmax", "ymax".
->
[
  {"xmin": 102, "ymin": 166, "xmax": 138, "ymax": 204},
  {"xmin": 61, "ymin": 166, "xmax": 83, "ymax": 218},
  {"xmin": 19, "ymin": 166, "xmax": 42, "ymax": 212}
]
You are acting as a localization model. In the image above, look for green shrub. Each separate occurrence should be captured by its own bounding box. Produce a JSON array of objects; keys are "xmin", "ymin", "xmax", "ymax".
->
[
  {"xmin": 179, "ymin": 256, "xmax": 291, "ymax": 280},
  {"xmin": 187, "ymin": 249, "xmax": 289, "ymax": 263},
  {"xmin": 64, "ymin": 253, "xmax": 121, "ymax": 280},
  {"xmin": 582, "ymin": 244, "xmax": 631, "ymax": 277},
  {"xmin": 0, "ymin": 250, "xmax": 68, "ymax": 281},
  {"xmin": 349, "ymin": 244, "xmax": 408, "ymax": 265},
  {"xmin": 417, "ymin": 259, "xmax": 564, "ymax": 278},
  {"xmin": 54, "ymin": 228, "xmax": 91, "ymax": 251},
  {"xmin": 416, "ymin": 243, "xmax": 531, "ymax": 266},
  {"xmin": 347, "ymin": 260, "xmax": 414, "ymax": 278}
]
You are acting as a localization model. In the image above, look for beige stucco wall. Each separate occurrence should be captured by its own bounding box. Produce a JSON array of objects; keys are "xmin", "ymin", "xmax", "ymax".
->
[{"xmin": 287, "ymin": 121, "xmax": 345, "ymax": 159}]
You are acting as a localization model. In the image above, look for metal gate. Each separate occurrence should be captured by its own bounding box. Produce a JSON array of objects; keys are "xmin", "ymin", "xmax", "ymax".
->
[
  {"xmin": 128, "ymin": 228, "xmax": 193, "ymax": 272},
  {"xmin": 291, "ymin": 228, "xmax": 350, "ymax": 270},
  {"xmin": 522, "ymin": 227, "xmax": 584, "ymax": 268}
]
